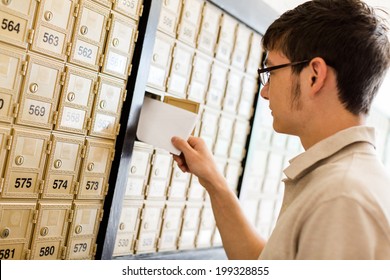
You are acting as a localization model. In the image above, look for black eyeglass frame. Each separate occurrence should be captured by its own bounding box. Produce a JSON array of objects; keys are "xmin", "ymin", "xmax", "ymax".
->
[{"xmin": 257, "ymin": 60, "xmax": 311, "ymax": 86}]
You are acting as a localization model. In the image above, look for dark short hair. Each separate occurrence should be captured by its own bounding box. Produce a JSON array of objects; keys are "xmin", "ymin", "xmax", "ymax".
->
[{"xmin": 262, "ymin": 0, "xmax": 390, "ymax": 115}]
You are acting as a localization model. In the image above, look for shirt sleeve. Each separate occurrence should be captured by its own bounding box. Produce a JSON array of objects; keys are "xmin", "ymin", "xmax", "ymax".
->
[{"xmin": 296, "ymin": 195, "xmax": 389, "ymax": 259}]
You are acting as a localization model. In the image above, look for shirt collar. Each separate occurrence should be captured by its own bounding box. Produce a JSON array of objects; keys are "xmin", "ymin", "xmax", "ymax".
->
[{"xmin": 284, "ymin": 126, "xmax": 376, "ymax": 181}]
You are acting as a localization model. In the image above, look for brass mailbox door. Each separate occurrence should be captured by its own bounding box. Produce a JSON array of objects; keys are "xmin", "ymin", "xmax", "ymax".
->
[
  {"xmin": 56, "ymin": 65, "xmax": 97, "ymax": 135},
  {"xmin": 17, "ymin": 54, "xmax": 64, "ymax": 130},
  {"xmin": 89, "ymin": 75, "xmax": 126, "ymax": 139},
  {"xmin": 42, "ymin": 132, "xmax": 84, "ymax": 199},
  {"xmin": 166, "ymin": 42, "xmax": 194, "ymax": 98},
  {"xmin": 147, "ymin": 32, "xmax": 173, "ymax": 91},
  {"xmin": 69, "ymin": 0, "xmax": 110, "ymax": 71},
  {"xmin": 0, "ymin": 200, "xmax": 36, "ymax": 260},
  {"xmin": 231, "ymin": 24, "xmax": 251, "ymax": 70},
  {"xmin": 157, "ymin": 0, "xmax": 182, "ymax": 37},
  {"xmin": 0, "ymin": 0, "xmax": 37, "ymax": 49},
  {"xmin": 113, "ymin": 0, "xmax": 144, "ymax": 21},
  {"xmin": 215, "ymin": 14, "xmax": 237, "ymax": 64},
  {"xmin": 30, "ymin": 200, "xmax": 72, "ymax": 260},
  {"xmin": 177, "ymin": 0, "xmax": 203, "ymax": 46},
  {"xmin": 2, "ymin": 127, "xmax": 50, "ymax": 199},
  {"xmin": 197, "ymin": 3, "xmax": 221, "ymax": 55},
  {"xmin": 77, "ymin": 137, "xmax": 114, "ymax": 199},
  {"xmin": 102, "ymin": 12, "xmax": 138, "ymax": 79},
  {"xmin": 31, "ymin": 0, "xmax": 76, "ymax": 60},
  {"xmin": 0, "ymin": 44, "xmax": 25, "ymax": 124},
  {"xmin": 187, "ymin": 51, "xmax": 212, "ymax": 103}
]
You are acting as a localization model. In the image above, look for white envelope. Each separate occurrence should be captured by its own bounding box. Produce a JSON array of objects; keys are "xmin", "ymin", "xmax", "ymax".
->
[{"xmin": 136, "ymin": 97, "xmax": 199, "ymax": 155}]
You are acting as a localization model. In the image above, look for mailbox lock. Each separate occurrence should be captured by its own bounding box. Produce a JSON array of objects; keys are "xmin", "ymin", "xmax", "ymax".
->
[
  {"xmin": 87, "ymin": 162, "xmax": 94, "ymax": 171},
  {"xmin": 99, "ymin": 100, "xmax": 106, "ymax": 109},
  {"xmin": 54, "ymin": 159, "xmax": 62, "ymax": 169},
  {"xmin": 165, "ymin": 222, "xmax": 171, "ymax": 229},
  {"xmin": 75, "ymin": 225, "xmax": 83, "ymax": 234},
  {"xmin": 80, "ymin": 25, "xmax": 88, "ymax": 35},
  {"xmin": 130, "ymin": 166, "xmax": 137, "ymax": 174},
  {"xmin": 154, "ymin": 169, "xmax": 160, "ymax": 176},
  {"xmin": 119, "ymin": 223, "xmax": 125, "ymax": 231},
  {"xmin": 152, "ymin": 54, "xmax": 159, "ymax": 62},
  {"xmin": 112, "ymin": 38, "xmax": 119, "ymax": 47},
  {"xmin": 185, "ymin": 11, "xmax": 191, "ymax": 18},
  {"xmin": 30, "ymin": 83, "xmax": 38, "ymax": 93},
  {"xmin": 2, "ymin": 0, "xmax": 11, "ymax": 5},
  {"xmin": 15, "ymin": 155, "xmax": 24, "ymax": 166},
  {"xmin": 40, "ymin": 227, "xmax": 49, "ymax": 236},
  {"xmin": 1, "ymin": 228, "xmax": 10, "ymax": 239},
  {"xmin": 175, "ymin": 171, "xmax": 181, "ymax": 178},
  {"xmin": 67, "ymin": 92, "xmax": 76, "ymax": 102},
  {"xmin": 143, "ymin": 223, "xmax": 149, "ymax": 230},
  {"xmin": 164, "ymin": 0, "xmax": 169, "ymax": 6},
  {"xmin": 44, "ymin": 11, "xmax": 53, "ymax": 22},
  {"xmin": 174, "ymin": 63, "xmax": 180, "ymax": 70}
]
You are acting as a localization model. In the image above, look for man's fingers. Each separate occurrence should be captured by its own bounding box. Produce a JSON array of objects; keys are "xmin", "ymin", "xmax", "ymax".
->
[{"xmin": 171, "ymin": 136, "xmax": 193, "ymax": 154}]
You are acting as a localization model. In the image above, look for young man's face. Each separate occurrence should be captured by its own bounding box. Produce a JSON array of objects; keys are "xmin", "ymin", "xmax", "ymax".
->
[{"xmin": 260, "ymin": 51, "xmax": 305, "ymax": 136}]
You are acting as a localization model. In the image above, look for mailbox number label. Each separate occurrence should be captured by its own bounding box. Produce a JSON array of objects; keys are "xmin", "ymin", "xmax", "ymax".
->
[
  {"xmin": 14, "ymin": 178, "xmax": 32, "ymax": 188},
  {"xmin": 0, "ymin": 249, "xmax": 15, "ymax": 259},
  {"xmin": 1, "ymin": 18, "xmax": 20, "ymax": 33}
]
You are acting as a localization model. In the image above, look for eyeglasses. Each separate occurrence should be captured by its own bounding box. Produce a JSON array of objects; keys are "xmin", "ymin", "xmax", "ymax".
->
[{"xmin": 257, "ymin": 60, "xmax": 311, "ymax": 86}]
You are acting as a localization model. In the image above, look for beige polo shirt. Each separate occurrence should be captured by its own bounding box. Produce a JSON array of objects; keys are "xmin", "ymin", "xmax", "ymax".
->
[{"xmin": 259, "ymin": 126, "xmax": 390, "ymax": 259}]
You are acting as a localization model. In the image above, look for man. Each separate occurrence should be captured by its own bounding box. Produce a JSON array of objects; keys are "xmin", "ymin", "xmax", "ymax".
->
[{"xmin": 171, "ymin": 0, "xmax": 390, "ymax": 259}]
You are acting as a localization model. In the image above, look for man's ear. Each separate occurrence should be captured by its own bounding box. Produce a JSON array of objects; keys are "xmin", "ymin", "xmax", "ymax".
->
[{"xmin": 308, "ymin": 57, "xmax": 327, "ymax": 93}]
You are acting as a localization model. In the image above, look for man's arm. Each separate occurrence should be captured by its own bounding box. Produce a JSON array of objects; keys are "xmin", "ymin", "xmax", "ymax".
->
[{"xmin": 171, "ymin": 136, "xmax": 266, "ymax": 259}]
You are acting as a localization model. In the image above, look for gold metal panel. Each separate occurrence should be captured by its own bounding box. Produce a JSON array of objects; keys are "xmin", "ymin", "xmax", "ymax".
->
[
  {"xmin": 112, "ymin": 0, "xmax": 144, "ymax": 21},
  {"xmin": 89, "ymin": 75, "xmax": 126, "ymax": 139},
  {"xmin": 17, "ymin": 54, "xmax": 64, "ymax": 130},
  {"xmin": 69, "ymin": 0, "xmax": 110, "ymax": 70},
  {"xmin": 42, "ymin": 132, "xmax": 84, "ymax": 199},
  {"xmin": 77, "ymin": 137, "xmax": 114, "ymax": 199},
  {"xmin": 0, "ymin": 0, "xmax": 37, "ymax": 49},
  {"xmin": 0, "ymin": 200, "xmax": 36, "ymax": 243},
  {"xmin": 31, "ymin": 0, "xmax": 77, "ymax": 60},
  {"xmin": 56, "ymin": 65, "xmax": 97, "ymax": 135},
  {"xmin": 102, "ymin": 12, "xmax": 138, "ymax": 79},
  {"xmin": 0, "ymin": 44, "xmax": 25, "ymax": 124},
  {"xmin": 2, "ymin": 127, "xmax": 50, "ymax": 199}
]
